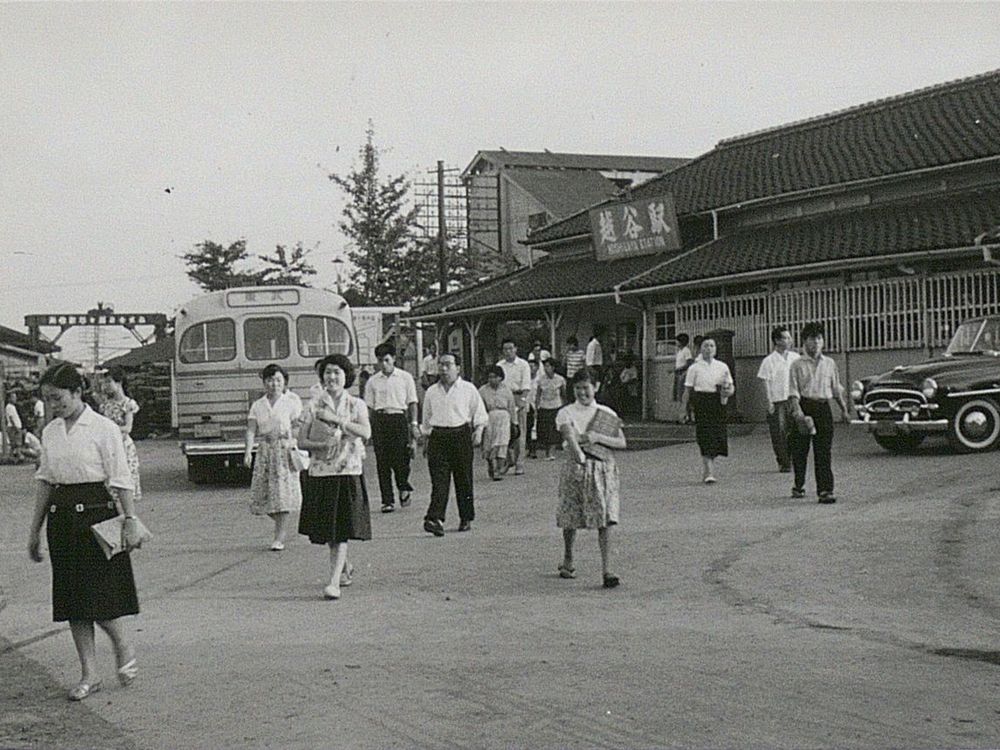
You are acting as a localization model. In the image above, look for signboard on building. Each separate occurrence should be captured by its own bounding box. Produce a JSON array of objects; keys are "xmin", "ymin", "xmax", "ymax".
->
[{"xmin": 588, "ymin": 193, "xmax": 681, "ymax": 261}]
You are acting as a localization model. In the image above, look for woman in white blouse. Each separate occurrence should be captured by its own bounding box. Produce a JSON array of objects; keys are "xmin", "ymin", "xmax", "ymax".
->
[
  {"xmin": 297, "ymin": 354, "xmax": 372, "ymax": 601},
  {"xmin": 681, "ymin": 338, "xmax": 735, "ymax": 484},
  {"xmin": 243, "ymin": 364, "xmax": 303, "ymax": 551},
  {"xmin": 27, "ymin": 363, "xmax": 142, "ymax": 701}
]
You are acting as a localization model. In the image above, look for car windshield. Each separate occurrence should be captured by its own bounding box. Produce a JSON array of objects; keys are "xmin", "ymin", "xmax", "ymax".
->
[{"xmin": 945, "ymin": 318, "xmax": 1000, "ymax": 355}]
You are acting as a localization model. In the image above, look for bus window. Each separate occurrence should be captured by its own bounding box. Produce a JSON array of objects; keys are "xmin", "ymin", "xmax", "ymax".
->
[
  {"xmin": 244, "ymin": 317, "xmax": 290, "ymax": 360},
  {"xmin": 297, "ymin": 315, "xmax": 352, "ymax": 357},
  {"xmin": 179, "ymin": 319, "xmax": 236, "ymax": 363}
]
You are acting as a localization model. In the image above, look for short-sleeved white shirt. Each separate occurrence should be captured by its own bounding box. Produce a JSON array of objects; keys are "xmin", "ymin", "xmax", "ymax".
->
[
  {"xmin": 585, "ymin": 338, "xmax": 604, "ymax": 366},
  {"xmin": 5, "ymin": 403, "xmax": 22, "ymax": 430},
  {"xmin": 684, "ymin": 358, "xmax": 733, "ymax": 393},
  {"xmin": 363, "ymin": 367, "xmax": 418, "ymax": 411},
  {"xmin": 674, "ymin": 346, "xmax": 692, "ymax": 371},
  {"xmin": 248, "ymin": 391, "xmax": 303, "ymax": 437},
  {"xmin": 497, "ymin": 357, "xmax": 532, "ymax": 393},
  {"xmin": 756, "ymin": 350, "xmax": 801, "ymax": 403},
  {"xmin": 35, "ymin": 405, "xmax": 133, "ymax": 489}
]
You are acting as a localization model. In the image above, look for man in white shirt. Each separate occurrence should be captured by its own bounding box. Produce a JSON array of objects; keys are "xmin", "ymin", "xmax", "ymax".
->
[
  {"xmin": 420, "ymin": 351, "xmax": 487, "ymax": 536},
  {"xmin": 364, "ymin": 343, "xmax": 419, "ymax": 513},
  {"xmin": 585, "ymin": 332, "xmax": 604, "ymax": 371},
  {"xmin": 756, "ymin": 326, "xmax": 800, "ymax": 473},
  {"xmin": 497, "ymin": 339, "xmax": 532, "ymax": 475}
]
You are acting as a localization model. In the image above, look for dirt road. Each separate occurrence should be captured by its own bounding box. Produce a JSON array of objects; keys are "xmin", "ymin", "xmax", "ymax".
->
[{"xmin": 2, "ymin": 428, "xmax": 999, "ymax": 749}]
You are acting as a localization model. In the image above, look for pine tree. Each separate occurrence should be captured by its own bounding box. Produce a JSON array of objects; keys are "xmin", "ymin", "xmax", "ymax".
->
[
  {"xmin": 258, "ymin": 242, "xmax": 318, "ymax": 286},
  {"xmin": 181, "ymin": 239, "xmax": 267, "ymax": 292},
  {"xmin": 329, "ymin": 122, "xmax": 419, "ymax": 306}
]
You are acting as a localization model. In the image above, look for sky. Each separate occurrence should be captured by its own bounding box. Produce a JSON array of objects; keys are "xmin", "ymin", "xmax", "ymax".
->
[{"xmin": 2, "ymin": 1, "xmax": 997, "ymax": 364}]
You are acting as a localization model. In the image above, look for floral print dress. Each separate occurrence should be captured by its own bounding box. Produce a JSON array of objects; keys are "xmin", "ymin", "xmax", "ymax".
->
[
  {"xmin": 99, "ymin": 396, "xmax": 142, "ymax": 502},
  {"xmin": 248, "ymin": 391, "xmax": 303, "ymax": 515}
]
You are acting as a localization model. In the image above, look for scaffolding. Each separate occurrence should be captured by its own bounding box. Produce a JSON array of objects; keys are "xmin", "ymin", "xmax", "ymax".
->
[{"xmin": 412, "ymin": 166, "xmax": 468, "ymax": 244}]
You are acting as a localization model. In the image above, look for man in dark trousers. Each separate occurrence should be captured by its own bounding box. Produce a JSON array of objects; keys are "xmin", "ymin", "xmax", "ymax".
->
[
  {"xmin": 364, "ymin": 342, "xmax": 419, "ymax": 513},
  {"xmin": 419, "ymin": 352, "xmax": 487, "ymax": 536},
  {"xmin": 788, "ymin": 322, "xmax": 852, "ymax": 503}
]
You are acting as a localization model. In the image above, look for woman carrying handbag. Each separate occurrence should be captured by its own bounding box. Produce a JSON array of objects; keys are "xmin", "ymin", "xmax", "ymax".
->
[{"xmin": 26, "ymin": 362, "xmax": 143, "ymax": 701}]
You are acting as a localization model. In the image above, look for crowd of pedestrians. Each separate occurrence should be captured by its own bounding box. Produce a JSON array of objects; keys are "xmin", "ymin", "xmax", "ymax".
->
[{"xmin": 19, "ymin": 320, "xmax": 853, "ymax": 702}]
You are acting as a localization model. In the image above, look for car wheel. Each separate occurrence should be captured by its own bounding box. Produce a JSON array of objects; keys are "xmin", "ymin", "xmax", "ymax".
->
[
  {"xmin": 873, "ymin": 433, "xmax": 925, "ymax": 453},
  {"xmin": 947, "ymin": 398, "xmax": 1000, "ymax": 453}
]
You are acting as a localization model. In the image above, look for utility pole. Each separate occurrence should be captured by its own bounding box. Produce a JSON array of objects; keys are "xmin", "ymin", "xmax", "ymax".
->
[{"xmin": 437, "ymin": 160, "xmax": 447, "ymax": 296}]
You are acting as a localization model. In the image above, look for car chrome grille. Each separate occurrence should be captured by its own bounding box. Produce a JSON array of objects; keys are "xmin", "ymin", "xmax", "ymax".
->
[{"xmin": 864, "ymin": 388, "xmax": 927, "ymax": 417}]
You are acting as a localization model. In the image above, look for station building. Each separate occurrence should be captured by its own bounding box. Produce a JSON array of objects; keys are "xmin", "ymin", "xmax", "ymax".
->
[{"xmin": 408, "ymin": 70, "xmax": 1000, "ymax": 422}]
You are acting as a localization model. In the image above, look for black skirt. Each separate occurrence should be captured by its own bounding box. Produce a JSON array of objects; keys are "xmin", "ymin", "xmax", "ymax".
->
[
  {"xmin": 691, "ymin": 391, "xmax": 729, "ymax": 458},
  {"xmin": 536, "ymin": 408, "xmax": 561, "ymax": 447},
  {"xmin": 46, "ymin": 483, "xmax": 139, "ymax": 622},
  {"xmin": 298, "ymin": 473, "xmax": 372, "ymax": 545}
]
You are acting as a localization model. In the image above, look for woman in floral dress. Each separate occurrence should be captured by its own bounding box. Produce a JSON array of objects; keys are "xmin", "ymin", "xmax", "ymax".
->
[
  {"xmin": 478, "ymin": 366, "xmax": 516, "ymax": 480},
  {"xmin": 297, "ymin": 354, "xmax": 372, "ymax": 601},
  {"xmin": 100, "ymin": 367, "xmax": 142, "ymax": 503},
  {"xmin": 555, "ymin": 367, "xmax": 626, "ymax": 589},
  {"xmin": 243, "ymin": 364, "xmax": 303, "ymax": 550}
]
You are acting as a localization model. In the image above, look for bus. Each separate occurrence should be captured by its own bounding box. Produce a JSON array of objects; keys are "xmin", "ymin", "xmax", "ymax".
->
[{"xmin": 175, "ymin": 286, "xmax": 357, "ymax": 483}]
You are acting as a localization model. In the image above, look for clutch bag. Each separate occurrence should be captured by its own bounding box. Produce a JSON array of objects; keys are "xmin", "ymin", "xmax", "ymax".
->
[{"xmin": 90, "ymin": 515, "xmax": 152, "ymax": 560}]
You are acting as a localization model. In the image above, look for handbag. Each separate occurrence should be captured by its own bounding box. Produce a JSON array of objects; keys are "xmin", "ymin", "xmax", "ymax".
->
[
  {"xmin": 288, "ymin": 446, "xmax": 310, "ymax": 472},
  {"xmin": 91, "ymin": 515, "xmax": 152, "ymax": 560}
]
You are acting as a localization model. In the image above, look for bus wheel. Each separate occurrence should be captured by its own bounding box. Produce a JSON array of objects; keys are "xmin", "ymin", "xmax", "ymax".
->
[{"xmin": 187, "ymin": 456, "xmax": 212, "ymax": 484}]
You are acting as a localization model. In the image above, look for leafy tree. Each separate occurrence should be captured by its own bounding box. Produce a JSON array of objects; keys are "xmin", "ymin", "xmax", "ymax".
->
[
  {"xmin": 181, "ymin": 239, "xmax": 267, "ymax": 292},
  {"xmin": 329, "ymin": 122, "xmax": 419, "ymax": 306},
  {"xmin": 258, "ymin": 242, "xmax": 317, "ymax": 286}
]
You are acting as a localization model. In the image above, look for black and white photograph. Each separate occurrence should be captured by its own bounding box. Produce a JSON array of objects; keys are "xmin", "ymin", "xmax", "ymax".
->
[{"xmin": 2, "ymin": 2, "xmax": 999, "ymax": 748}]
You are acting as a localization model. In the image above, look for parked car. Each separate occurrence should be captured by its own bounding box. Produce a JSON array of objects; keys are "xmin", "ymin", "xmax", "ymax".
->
[{"xmin": 851, "ymin": 316, "xmax": 1000, "ymax": 453}]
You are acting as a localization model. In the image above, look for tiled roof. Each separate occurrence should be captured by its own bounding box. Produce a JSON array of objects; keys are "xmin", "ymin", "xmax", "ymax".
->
[
  {"xmin": 620, "ymin": 189, "xmax": 1000, "ymax": 291},
  {"xmin": 408, "ymin": 251, "xmax": 677, "ymax": 318},
  {"xmin": 529, "ymin": 69, "xmax": 1000, "ymax": 244},
  {"xmin": 0, "ymin": 324, "xmax": 59, "ymax": 354},
  {"xmin": 503, "ymin": 168, "xmax": 619, "ymax": 218},
  {"xmin": 466, "ymin": 150, "xmax": 689, "ymax": 174}
]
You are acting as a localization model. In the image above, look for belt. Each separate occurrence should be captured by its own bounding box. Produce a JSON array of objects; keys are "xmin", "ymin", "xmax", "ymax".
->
[
  {"xmin": 430, "ymin": 424, "xmax": 470, "ymax": 432},
  {"xmin": 375, "ymin": 409, "xmax": 406, "ymax": 415},
  {"xmin": 801, "ymin": 397, "xmax": 830, "ymax": 403},
  {"xmin": 49, "ymin": 500, "xmax": 116, "ymax": 514}
]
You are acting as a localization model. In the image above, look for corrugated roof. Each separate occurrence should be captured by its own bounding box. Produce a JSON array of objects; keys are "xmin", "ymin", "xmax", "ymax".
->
[
  {"xmin": 528, "ymin": 69, "xmax": 1000, "ymax": 245},
  {"xmin": 620, "ymin": 189, "xmax": 1000, "ymax": 290},
  {"xmin": 467, "ymin": 150, "xmax": 690, "ymax": 174}
]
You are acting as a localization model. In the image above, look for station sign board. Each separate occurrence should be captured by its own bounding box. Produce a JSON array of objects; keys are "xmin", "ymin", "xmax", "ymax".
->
[{"xmin": 588, "ymin": 192, "xmax": 681, "ymax": 261}]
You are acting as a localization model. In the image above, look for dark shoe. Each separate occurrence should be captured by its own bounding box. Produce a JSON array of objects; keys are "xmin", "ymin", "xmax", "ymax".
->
[
  {"xmin": 399, "ymin": 492, "xmax": 412, "ymax": 508},
  {"xmin": 457, "ymin": 520, "xmax": 472, "ymax": 532},
  {"xmin": 778, "ymin": 465, "xmax": 791, "ymax": 473},
  {"xmin": 791, "ymin": 487, "xmax": 806, "ymax": 499},
  {"xmin": 423, "ymin": 518, "xmax": 445, "ymax": 537},
  {"xmin": 602, "ymin": 574, "xmax": 621, "ymax": 589},
  {"xmin": 558, "ymin": 563, "xmax": 576, "ymax": 579},
  {"xmin": 818, "ymin": 492, "xmax": 837, "ymax": 504},
  {"xmin": 381, "ymin": 503, "xmax": 395, "ymax": 513}
]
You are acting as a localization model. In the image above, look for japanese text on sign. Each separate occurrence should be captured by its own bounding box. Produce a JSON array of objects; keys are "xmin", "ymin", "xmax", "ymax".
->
[{"xmin": 589, "ymin": 193, "xmax": 681, "ymax": 261}]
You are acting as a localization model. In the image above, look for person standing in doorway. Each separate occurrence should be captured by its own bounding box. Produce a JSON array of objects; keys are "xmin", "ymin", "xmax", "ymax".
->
[
  {"xmin": 756, "ymin": 326, "xmax": 800, "ymax": 473},
  {"xmin": 788, "ymin": 322, "xmax": 851, "ymax": 504},
  {"xmin": 673, "ymin": 333, "xmax": 693, "ymax": 406},
  {"xmin": 421, "ymin": 342, "xmax": 439, "ymax": 391},
  {"xmin": 364, "ymin": 343, "xmax": 419, "ymax": 514},
  {"xmin": 585, "ymin": 329, "xmax": 604, "ymax": 382},
  {"xmin": 420, "ymin": 352, "xmax": 487, "ymax": 536},
  {"xmin": 564, "ymin": 336, "xmax": 586, "ymax": 379},
  {"xmin": 497, "ymin": 339, "xmax": 531, "ymax": 476}
]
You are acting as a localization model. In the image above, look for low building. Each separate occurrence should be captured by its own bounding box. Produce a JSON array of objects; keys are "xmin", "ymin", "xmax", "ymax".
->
[
  {"xmin": 408, "ymin": 69, "xmax": 1000, "ymax": 422},
  {"xmin": 0, "ymin": 324, "xmax": 59, "ymax": 377}
]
